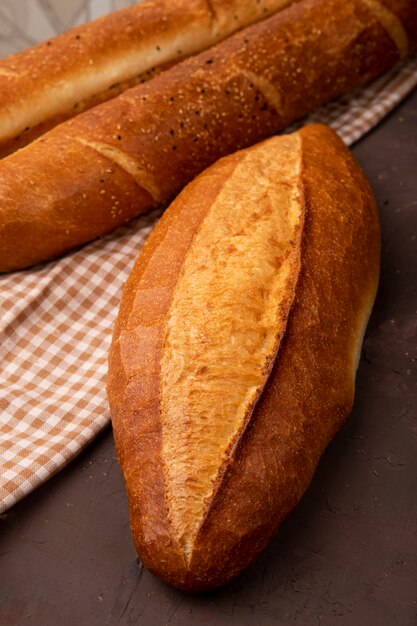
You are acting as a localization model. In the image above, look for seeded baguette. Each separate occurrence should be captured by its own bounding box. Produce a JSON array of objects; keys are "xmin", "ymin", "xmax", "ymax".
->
[
  {"xmin": 0, "ymin": 0, "xmax": 296, "ymax": 158},
  {"xmin": 0, "ymin": 0, "xmax": 415, "ymax": 273},
  {"xmin": 107, "ymin": 124, "xmax": 381, "ymax": 591}
]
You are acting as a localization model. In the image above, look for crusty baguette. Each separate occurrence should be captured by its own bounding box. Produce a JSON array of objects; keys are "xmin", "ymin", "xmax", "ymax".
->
[
  {"xmin": 107, "ymin": 124, "xmax": 381, "ymax": 591},
  {"xmin": 0, "ymin": 0, "xmax": 295, "ymax": 158},
  {"xmin": 0, "ymin": 0, "xmax": 415, "ymax": 273}
]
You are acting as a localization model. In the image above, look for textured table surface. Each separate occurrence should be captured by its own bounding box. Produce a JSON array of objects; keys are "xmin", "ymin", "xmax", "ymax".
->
[{"xmin": 1, "ymin": 90, "xmax": 416, "ymax": 626}]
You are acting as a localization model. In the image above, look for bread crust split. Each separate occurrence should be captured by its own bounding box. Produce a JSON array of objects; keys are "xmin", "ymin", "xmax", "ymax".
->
[
  {"xmin": 0, "ymin": 0, "xmax": 412, "ymax": 273},
  {"xmin": 0, "ymin": 0, "xmax": 295, "ymax": 158},
  {"xmin": 107, "ymin": 124, "xmax": 381, "ymax": 591}
]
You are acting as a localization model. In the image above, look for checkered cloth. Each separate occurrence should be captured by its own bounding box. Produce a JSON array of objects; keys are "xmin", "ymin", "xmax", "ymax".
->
[{"xmin": 1, "ymin": 54, "xmax": 417, "ymax": 514}]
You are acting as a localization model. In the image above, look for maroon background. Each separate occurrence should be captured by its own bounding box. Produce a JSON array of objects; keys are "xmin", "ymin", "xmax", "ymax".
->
[{"xmin": 1, "ymin": 90, "xmax": 416, "ymax": 625}]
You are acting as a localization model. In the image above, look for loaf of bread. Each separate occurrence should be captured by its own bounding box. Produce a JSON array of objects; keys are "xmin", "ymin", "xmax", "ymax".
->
[
  {"xmin": 107, "ymin": 124, "xmax": 381, "ymax": 591},
  {"xmin": 0, "ymin": 0, "xmax": 414, "ymax": 273},
  {"xmin": 0, "ymin": 0, "xmax": 295, "ymax": 158}
]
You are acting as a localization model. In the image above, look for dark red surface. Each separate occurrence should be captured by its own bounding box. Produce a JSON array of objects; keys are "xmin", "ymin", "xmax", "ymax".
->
[{"xmin": 1, "ymin": 90, "xmax": 416, "ymax": 626}]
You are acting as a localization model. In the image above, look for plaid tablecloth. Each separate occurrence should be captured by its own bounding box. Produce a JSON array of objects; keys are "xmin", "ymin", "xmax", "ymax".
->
[{"xmin": 1, "ymin": 54, "xmax": 417, "ymax": 514}]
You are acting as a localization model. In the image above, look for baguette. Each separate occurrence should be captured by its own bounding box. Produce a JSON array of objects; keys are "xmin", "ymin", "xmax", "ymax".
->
[
  {"xmin": 0, "ymin": 0, "xmax": 415, "ymax": 273},
  {"xmin": 0, "ymin": 0, "xmax": 295, "ymax": 158},
  {"xmin": 107, "ymin": 124, "xmax": 381, "ymax": 591}
]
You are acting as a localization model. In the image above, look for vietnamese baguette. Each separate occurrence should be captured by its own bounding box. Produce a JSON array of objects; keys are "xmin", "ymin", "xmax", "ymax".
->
[{"xmin": 107, "ymin": 124, "xmax": 381, "ymax": 591}]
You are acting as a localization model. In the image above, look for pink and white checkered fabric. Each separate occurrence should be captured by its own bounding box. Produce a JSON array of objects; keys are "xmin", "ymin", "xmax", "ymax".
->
[{"xmin": 1, "ymin": 54, "xmax": 417, "ymax": 513}]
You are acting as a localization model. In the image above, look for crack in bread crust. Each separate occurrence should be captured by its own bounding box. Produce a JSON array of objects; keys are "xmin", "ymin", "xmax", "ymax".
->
[
  {"xmin": 160, "ymin": 135, "xmax": 304, "ymax": 560},
  {"xmin": 361, "ymin": 0, "xmax": 409, "ymax": 57},
  {"xmin": 74, "ymin": 137, "xmax": 161, "ymax": 201},
  {"xmin": 241, "ymin": 70, "xmax": 284, "ymax": 116}
]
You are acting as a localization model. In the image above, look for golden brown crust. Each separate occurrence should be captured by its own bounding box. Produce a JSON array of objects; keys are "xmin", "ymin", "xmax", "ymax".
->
[
  {"xmin": 108, "ymin": 154, "xmax": 241, "ymax": 582},
  {"xmin": 107, "ymin": 124, "xmax": 380, "ymax": 591},
  {"xmin": 0, "ymin": 0, "xmax": 295, "ymax": 157},
  {"xmin": 0, "ymin": 0, "xmax": 411, "ymax": 272},
  {"xmin": 159, "ymin": 134, "xmax": 304, "ymax": 558},
  {"xmin": 185, "ymin": 125, "xmax": 381, "ymax": 589},
  {"xmin": 0, "ymin": 62, "xmax": 168, "ymax": 160}
]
